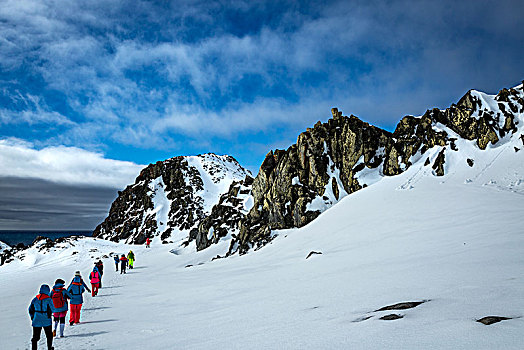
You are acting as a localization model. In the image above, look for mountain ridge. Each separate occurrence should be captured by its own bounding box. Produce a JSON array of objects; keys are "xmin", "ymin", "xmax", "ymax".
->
[
  {"xmin": 2, "ymin": 81, "xmax": 522, "ymax": 265},
  {"xmin": 94, "ymin": 81, "xmax": 524, "ymax": 256}
]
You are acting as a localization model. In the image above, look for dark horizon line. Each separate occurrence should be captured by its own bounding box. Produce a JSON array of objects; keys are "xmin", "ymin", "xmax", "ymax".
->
[{"xmin": 0, "ymin": 230, "xmax": 93, "ymax": 233}]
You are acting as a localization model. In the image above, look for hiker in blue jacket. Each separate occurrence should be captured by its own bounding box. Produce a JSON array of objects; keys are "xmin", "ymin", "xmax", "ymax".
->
[
  {"xmin": 28, "ymin": 284, "xmax": 54, "ymax": 350},
  {"xmin": 50, "ymin": 278, "xmax": 72, "ymax": 338},
  {"xmin": 114, "ymin": 255, "xmax": 119, "ymax": 271},
  {"xmin": 67, "ymin": 271, "xmax": 91, "ymax": 325}
]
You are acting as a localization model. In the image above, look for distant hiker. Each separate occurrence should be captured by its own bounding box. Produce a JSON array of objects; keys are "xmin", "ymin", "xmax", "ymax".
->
[
  {"xmin": 51, "ymin": 278, "xmax": 72, "ymax": 338},
  {"xmin": 120, "ymin": 254, "xmax": 128, "ymax": 274},
  {"xmin": 146, "ymin": 237, "xmax": 151, "ymax": 248},
  {"xmin": 90, "ymin": 266, "xmax": 101, "ymax": 297},
  {"xmin": 95, "ymin": 260, "xmax": 104, "ymax": 287},
  {"xmin": 67, "ymin": 271, "xmax": 90, "ymax": 325},
  {"xmin": 28, "ymin": 284, "xmax": 54, "ymax": 350},
  {"xmin": 114, "ymin": 255, "xmax": 119, "ymax": 271},
  {"xmin": 127, "ymin": 250, "xmax": 135, "ymax": 269}
]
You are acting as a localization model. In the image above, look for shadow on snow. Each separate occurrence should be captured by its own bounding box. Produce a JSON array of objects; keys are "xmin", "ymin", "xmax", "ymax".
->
[
  {"xmin": 78, "ymin": 319, "xmax": 118, "ymax": 325},
  {"xmin": 83, "ymin": 306, "xmax": 111, "ymax": 311},
  {"xmin": 67, "ymin": 331, "xmax": 109, "ymax": 338}
]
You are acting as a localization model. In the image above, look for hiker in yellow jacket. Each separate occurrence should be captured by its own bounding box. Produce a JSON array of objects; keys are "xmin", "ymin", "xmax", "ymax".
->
[{"xmin": 127, "ymin": 250, "xmax": 135, "ymax": 269}]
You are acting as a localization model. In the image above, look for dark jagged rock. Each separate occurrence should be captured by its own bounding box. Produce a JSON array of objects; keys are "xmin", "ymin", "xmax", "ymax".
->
[
  {"xmin": 467, "ymin": 158, "xmax": 475, "ymax": 167},
  {"xmin": 306, "ymin": 251, "xmax": 323, "ymax": 259},
  {"xmin": 432, "ymin": 148, "xmax": 446, "ymax": 176},
  {"xmin": 380, "ymin": 314, "xmax": 404, "ymax": 320},
  {"xmin": 375, "ymin": 300, "xmax": 428, "ymax": 312},
  {"xmin": 476, "ymin": 316, "xmax": 512, "ymax": 325}
]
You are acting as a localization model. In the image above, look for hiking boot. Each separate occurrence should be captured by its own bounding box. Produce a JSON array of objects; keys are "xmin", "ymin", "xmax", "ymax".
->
[{"xmin": 53, "ymin": 330, "xmax": 56, "ymax": 337}]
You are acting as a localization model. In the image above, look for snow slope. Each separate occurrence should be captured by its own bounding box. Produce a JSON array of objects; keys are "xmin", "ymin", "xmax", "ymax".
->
[{"xmin": 1, "ymin": 122, "xmax": 524, "ymax": 349}]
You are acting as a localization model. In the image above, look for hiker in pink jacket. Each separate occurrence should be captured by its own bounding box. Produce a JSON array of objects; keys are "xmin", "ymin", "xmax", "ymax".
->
[{"xmin": 89, "ymin": 266, "xmax": 101, "ymax": 297}]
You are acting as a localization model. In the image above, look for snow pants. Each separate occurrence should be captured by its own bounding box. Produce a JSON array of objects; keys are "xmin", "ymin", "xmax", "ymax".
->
[
  {"xmin": 92, "ymin": 283, "xmax": 99, "ymax": 296},
  {"xmin": 129, "ymin": 258, "xmax": 134, "ymax": 268},
  {"xmin": 70, "ymin": 304, "xmax": 82, "ymax": 324},
  {"xmin": 115, "ymin": 262, "xmax": 119, "ymax": 271},
  {"xmin": 31, "ymin": 325, "xmax": 53, "ymax": 350}
]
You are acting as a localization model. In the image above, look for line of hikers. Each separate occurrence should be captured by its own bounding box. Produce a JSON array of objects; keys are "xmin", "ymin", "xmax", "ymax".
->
[
  {"xmin": 28, "ymin": 251, "xmax": 136, "ymax": 350},
  {"xmin": 113, "ymin": 250, "xmax": 135, "ymax": 273}
]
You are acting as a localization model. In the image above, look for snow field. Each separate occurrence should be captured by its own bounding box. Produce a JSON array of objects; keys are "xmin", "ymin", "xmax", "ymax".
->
[{"xmin": 1, "ymin": 158, "xmax": 523, "ymax": 349}]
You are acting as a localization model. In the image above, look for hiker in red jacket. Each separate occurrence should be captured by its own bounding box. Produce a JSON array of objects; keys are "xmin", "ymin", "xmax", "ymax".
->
[
  {"xmin": 146, "ymin": 237, "xmax": 151, "ymax": 248},
  {"xmin": 89, "ymin": 266, "xmax": 101, "ymax": 297},
  {"xmin": 120, "ymin": 254, "xmax": 128, "ymax": 274}
]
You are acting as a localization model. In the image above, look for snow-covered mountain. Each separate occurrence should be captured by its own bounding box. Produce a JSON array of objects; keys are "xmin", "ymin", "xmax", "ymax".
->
[
  {"xmin": 1, "ymin": 82, "xmax": 523, "ymax": 349},
  {"xmin": 90, "ymin": 82, "xmax": 524, "ymax": 258},
  {"xmin": 2, "ymin": 82, "xmax": 523, "ymax": 265},
  {"xmin": 93, "ymin": 153, "xmax": 251, "ymax": 246}
]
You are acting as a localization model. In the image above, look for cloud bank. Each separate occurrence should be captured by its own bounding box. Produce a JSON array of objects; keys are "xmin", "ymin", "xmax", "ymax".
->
[{"xmin": 0, "ymin": 138, "xmax": 143, "ymax": 188}]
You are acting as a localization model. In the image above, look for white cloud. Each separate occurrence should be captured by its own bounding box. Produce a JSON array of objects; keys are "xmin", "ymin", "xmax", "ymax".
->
[
  {"xmin": 0, "ymin": 0, "xmax": 522, "ymax": 154},
  {"xmin": 0, "ymin": 138, "xmax": 144, "ymax": 188},
  {"xmin": 0, "ymin": 93, "xmax": 75, "ymax": 126}
]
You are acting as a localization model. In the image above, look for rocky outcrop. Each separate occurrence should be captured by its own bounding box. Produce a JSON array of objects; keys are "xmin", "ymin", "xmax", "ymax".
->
[
  {"xmin": 233, "ymin": 110, "xmax": 396, "ymax": 254},
  {"xmin": 93, "ymin": 154, "xmax": 250, "ymax": 244},
  {"xmin": 189, "ymin": 175, "xmax": 254, "ymax": 251},
  {"xmin": 230, "ymin": 83, "xmax": 524, "ymax": 254},
  {"xmin": 476, "ymin": 316, "xmax": 512, "ymax": 325}
]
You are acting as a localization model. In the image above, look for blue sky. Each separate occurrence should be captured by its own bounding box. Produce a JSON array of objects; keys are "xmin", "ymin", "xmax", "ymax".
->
[{"xmin": 0, "ymin": 0, "xmax": 523, "ymax": 230}]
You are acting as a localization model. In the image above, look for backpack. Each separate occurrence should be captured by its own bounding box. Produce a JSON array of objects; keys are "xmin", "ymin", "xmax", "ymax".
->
[{"xmin": 52, "ymin": 289, "xmax": 65, "ymax": 309}]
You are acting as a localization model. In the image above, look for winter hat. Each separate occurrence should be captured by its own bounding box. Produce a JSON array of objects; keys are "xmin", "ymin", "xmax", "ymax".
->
[
  {"xmin": 55, "ymin": 278, "xmax": 65, "ymax": 285},
  {"xmin": 39, "ymin": 284, "xmax": 51, "ymax": 295},
  {"xmin": 75, "ymin": 271, "xmax": 81, "ymax": 276}
]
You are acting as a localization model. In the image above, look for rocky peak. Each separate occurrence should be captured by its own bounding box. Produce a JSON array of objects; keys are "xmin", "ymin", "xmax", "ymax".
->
[
  {"xmin": 230, "ymin": 83, "xmax": 524, "ymax": 254},
  {"xmin": 93, "ymin": 153, "xmax": 251, "ymax": 244}
]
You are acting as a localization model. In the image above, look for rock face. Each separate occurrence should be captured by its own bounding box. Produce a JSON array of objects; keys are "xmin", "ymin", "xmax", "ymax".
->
[
  {"xmin": 230, "ymin": 83, "xmax": 524, "ymax": 254},
  {"xmin": 93, "ymin": 82, "xmax": 524, "ymax": 256},
  {"xmin": 190, "ymin": 175, "xmax": 254, "ymax": 251},
  {"xmin": 93, "ymin": 154, "xmax": 251, "ymax": 245},
  {"xmin": 233, "ymin": 111, "xmax": 397, "ymax": 253}
]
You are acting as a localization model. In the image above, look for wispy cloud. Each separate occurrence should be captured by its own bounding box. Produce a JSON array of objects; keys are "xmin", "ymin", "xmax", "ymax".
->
[{"xmin": 0, "ymin": 0, "xmax": 522, "ymax": 158}]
